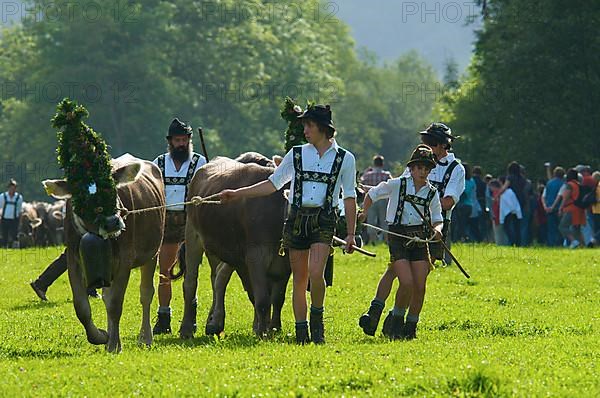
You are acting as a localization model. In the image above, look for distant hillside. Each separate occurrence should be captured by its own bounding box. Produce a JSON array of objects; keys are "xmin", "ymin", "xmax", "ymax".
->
[{"xmin": 335, "ymin": 0, "xmax": 481, "ymax": 75}]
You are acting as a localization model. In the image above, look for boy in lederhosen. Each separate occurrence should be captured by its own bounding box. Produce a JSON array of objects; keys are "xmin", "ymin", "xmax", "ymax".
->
[
  {"xmin": 219, "ymin": 104, "xmax": 357, "ymax": 344},
  {"xmin": 359, "ymin": 123, "xmax": 464, "ymax": 338},
  {"xmin": 359, "ymin": 145, "xmax": 443, "ymax": 340}
]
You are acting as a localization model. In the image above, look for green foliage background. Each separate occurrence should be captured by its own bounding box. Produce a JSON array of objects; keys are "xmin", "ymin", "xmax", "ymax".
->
[
  {"xmin": 0, "ymin": 0, "xmax": 439, "ymax": 200},
  {"xmin": 434, "ymin": 0, "xmax": 600, "ymax": 177}
]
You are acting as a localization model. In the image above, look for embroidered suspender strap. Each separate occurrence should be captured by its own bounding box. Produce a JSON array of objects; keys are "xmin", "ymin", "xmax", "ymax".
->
[
  {"xmin": 157, "ymin": 154, "xmax": 166, "ymax": 181},
  {"xmin": 292, "ymin": 147, "xmax": 304, "ymax": 209},
  {"xmin": 13, "ymin": 193, "xmax": 21, "ymax": 219},
  {"xmin": 393, "ymin": 178, "xmax": 408, "ymax": 225},
  {"xmin": 323, "ymin": 148, "xmax": 346, "ymax": 213},
  {"xmin": 183, "ymin": 154, "xmax": 200, "ymax": 212},
  {"xmin": 291, "ymin": 146, "xmax": 346, "ymax": 213},
  {"xmin": 393, "ymin": 180, "xmax": 437, "ymax": 227},
  {"xmin": 430, "ymin": 160, "xmax": 459, "ymax": 219}
]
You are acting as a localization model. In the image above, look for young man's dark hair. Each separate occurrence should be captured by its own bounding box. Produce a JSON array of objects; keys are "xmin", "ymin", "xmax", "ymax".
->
[
  {"xmin": 373, "ymin": 155, "xmax": 384, "ymax": 168},
  {"xmin": 472, "ymin": 166, "xmax": 482, "ymax": 176}
]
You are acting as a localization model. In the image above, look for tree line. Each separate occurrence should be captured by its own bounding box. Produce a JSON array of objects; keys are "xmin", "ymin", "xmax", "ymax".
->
[{"xmin": 0, "ymin": 0, "xmax": 439, "ymax": 200}]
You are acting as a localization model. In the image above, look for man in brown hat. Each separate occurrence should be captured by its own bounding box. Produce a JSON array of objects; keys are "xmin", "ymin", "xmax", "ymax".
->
[
  {"xmin": 0, "ymin": 179, "xmax": 23, "ymax": 248},
  {"xmin": 359, "ymin": 145, "xmax": 443, "ymax": 340},
  {"xmin": 219, "ymin": 104, "xmax": 358, "ymax": 345},
  {"xmin": 151, "ymin": 118, "xmax": 206, "ymax": 334}
]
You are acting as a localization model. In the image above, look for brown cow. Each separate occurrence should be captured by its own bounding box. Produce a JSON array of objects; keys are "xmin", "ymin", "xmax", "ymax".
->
[
  {"xmin": 179, "ymin": 153, "xmax": 290, "ymax": 338},
  {"xmin": 43, "ymin": 154, "xmax": 165, "ymax": 353},
  {"xmin": 17, "ymin": 202, "xmax": 43, "ymax": 248},
  {"xmin": 33, "ymin": 200, "xmax": 66, "ymax": 246}
]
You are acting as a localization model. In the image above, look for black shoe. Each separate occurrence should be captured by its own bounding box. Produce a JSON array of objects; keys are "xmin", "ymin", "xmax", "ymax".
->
[
  {"xmin": 295, "ymin": 325, "xmax": 310, "ymax": 345},
  {"xmin": 359, "ymin": 304, "xmax": 383, "ymax": 336},
  {"xmin": 310, "ymin": 315, "xmax": 325, "ymax": 345},
  {"xmin": 153, "ymin": 312, "xmax": 172, "ymax": 335},
  {"xmin": 30, "ymin": 282, "xmax": 48, "ymax": 301},
  {"xmin": 403, "ymin": 321, "xmax": 418, "ymax": 340},
  {"xmin": 87, "ymin": 289, "xmax": 101, "ymax": 299},
  {"xmin": 382, "ymin": 312, "xmax": 404, "ymax": 339}
]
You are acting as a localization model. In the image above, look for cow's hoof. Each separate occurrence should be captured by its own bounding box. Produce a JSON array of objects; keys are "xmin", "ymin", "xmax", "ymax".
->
[
  {"xmin": 87, "ymin": 328, "xmax": 109, "ymax": 345},
  {"xmin": 179, "ymin": 324, "xmax": 196, "ymax": 339},
  {"xmin": 205, "ymin": 323, "xmax": 223, "ymax": 336},
  {"xmin": 105, "ymin": 340, "xmax": 122, "ymax": 354},
  {"xmin": 138, "ymin": 332, "xmax": 152, "ymax": 347}
]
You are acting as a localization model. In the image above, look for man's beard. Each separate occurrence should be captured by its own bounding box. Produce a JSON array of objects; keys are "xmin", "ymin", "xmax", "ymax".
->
[{"xmin": 168, "ymin": 142, "xmax": 193, "ymax": 163}]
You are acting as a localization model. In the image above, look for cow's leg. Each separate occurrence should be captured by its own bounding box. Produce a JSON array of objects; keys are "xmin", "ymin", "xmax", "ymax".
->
[
  {"xmin": 205, "ymin": 258, "xmax": 233, "ymax": 336},
  {"xmin": 246, "ymin": 245, "xmax": 272, "ymax": 337},
  {"xmin": 268, "ymin": 254, "xmax": 290, "ymax": 333},
  {"xmin": 179, "ymin": 226, "xmax": 203, "ymax": 339},
  {"xmin": 103, "ymin": 267, "xmax": 131, "ymax": 353},
  {"xmin": 67, "ymin": 257, "xmax": 108, "ymax": 346},
  {"xmin": 138, "ymin": 257, "xmax": 156, "ymax": 347}
]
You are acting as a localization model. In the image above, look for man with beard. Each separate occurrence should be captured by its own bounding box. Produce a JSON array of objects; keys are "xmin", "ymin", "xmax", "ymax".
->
[{"xmin": 152, "ymin": 118, "xmax": 206, "ymax": 334}]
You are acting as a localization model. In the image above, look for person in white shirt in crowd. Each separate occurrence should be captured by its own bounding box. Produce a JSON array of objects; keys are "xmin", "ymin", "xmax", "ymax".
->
[
  {"xmin": 0, "ymin": 179, "xmax": 23, "ymax": 248},
  {"xmin": 151, "ymin": 118, "xmax": 206, "ymax": 334},
  {"xmin": 360, "ymin": 155, "xmax": 393, "ymax": 244},
  {"xmin": 489, "ymin": 179, "xmax": 522, "ymax": 246},
  {"xmin": 359, "ymin": 123, "xmax": 464, "ymax": 338},
  {"xmin": 359, "ymin": 145, "xmax": 443, "ymax": 340},
  {"xmin": 219, "ymin": 104, "xmax": 357, "ymax": 345}
]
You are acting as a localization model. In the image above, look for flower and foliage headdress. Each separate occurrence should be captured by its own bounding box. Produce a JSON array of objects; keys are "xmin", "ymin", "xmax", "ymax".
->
[
  {"xmin": 280, "ymin": 97, "xmax": 315, "ymax": 152},
  {"xmin": 51, "ymin": 98, "xmax": 117, "ymax": 226}
]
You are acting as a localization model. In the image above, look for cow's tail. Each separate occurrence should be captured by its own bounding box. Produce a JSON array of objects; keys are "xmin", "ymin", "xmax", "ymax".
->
[{"xmin": 169, "ymin": 243, "xmax": 186, "ymax": 281}]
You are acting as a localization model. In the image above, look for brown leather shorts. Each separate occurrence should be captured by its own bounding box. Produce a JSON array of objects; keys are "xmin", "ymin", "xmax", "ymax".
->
[
  {"xmin": 388, "ymin": 225, "xmax": 430, "ymax": 262},
  {"xmin": 282, "ymin": 207, "xmax": 337, "ymax": 250},
  {"xmin": 164, "ymin": 211, "xmax": 186, "ymax": 244}
]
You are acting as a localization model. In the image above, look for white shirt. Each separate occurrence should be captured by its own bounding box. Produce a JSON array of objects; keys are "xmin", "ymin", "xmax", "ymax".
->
[
  {"xmin": 368, "ymin": 176, "xmax": 443, "ymax": 226},
  {"xmin": 269, "ymin": 140, "xmax": 357, "ymax": 208},
  {"xmin": 499, "ymin": 188, "xmax": 523, "ymax": 224},
  {"xmin": 402, "ymin": 152, "xmax": 465, "ymax": 220},
  {"xmin": 153, "ymin": 152, "xmax": 206, "ymax": 211},
  {"xmin": 0, "ymin": 192, "xmax": 23, "ymax": 220}
]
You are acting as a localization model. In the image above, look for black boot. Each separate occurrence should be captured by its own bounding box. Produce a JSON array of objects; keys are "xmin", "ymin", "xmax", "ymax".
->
[
  {"xmin": 153, "ymin": 312, "xmax": 172, "ymax": 335},
  {"xmin": 403, "ymin": 321, "xmax": 418, "ymax": 340},
  {"xmin": 359, "ymin": 304, "xmax": 383, "ymax": 336},
  {"xmin": 30, "ymin": 281, "xmax": 48, "ymax": 301},
  {"xmin": 310, "ymin": 314, "xmax": 325, "ymax": 345},
  {"xmin": 295, "ymin": 324, "xmax": 310, "ymax": 345},
  {"xmin": 382, "ymin": 312, "xmax": 404, "ymax": 340}
]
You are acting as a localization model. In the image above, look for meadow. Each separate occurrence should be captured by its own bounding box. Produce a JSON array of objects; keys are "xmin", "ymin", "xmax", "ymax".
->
[{"xmin": 0, "ymin": 244, "xmax": 598, "ymax": 397}]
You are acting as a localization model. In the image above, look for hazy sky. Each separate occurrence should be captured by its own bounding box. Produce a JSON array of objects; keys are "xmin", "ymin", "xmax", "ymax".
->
[{"xmin": 335, "ymin": 0, "xmax": 482, "ymax": 76}]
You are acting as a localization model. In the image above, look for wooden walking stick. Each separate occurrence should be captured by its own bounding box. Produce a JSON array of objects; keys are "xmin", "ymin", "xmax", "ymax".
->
[
  {"xmin": 406, "ymin": 198, "xmax": 471, "ymax": 279},
  {"xmin": 332, "ymin": 236, "xmax": 376, "ymax": 257},
  {"xmin": 197, "ymin": 127, "xmax": 210, "ymax": 161}
]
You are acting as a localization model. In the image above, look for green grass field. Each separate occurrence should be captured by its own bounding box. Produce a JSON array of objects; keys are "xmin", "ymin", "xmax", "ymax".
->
[{"xmin": 1, "ymin": 244, "xmax": 598, "ymax": 397}]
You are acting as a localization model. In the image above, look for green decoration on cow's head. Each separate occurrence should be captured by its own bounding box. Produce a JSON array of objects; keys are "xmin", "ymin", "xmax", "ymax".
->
[
  {"xmin": 51, "ymin": 98, "xmax": 117, "ymax": 227},
  {"xmin": 281, "ymin": 97, "xmax": 314, "ymax": 152}
]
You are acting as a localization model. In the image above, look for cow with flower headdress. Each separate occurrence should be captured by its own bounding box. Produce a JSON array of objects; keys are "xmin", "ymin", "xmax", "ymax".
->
[{"xmin": 42, "ymin": 98, "xmax": 165, "ymax": 353}]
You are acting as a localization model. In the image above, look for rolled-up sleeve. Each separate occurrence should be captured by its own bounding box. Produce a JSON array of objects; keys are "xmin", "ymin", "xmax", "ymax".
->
[
  {"xmin": 443, "ymin": 164, "xmax": 466, "ymax": 205},
  {"xmin": 430, "ymin": 189, "xmax": 443, "ymax": 224},
  {"xmin": 368, "ymin": 180, "xmax": 393, "ymax": 202},
  {"xmin": 340, "ymin": 152, "xmax": 357, "ymax": 199},
  {"xmin": 268, "ymin": 149, "xmax": 294, "ymax": 190}
]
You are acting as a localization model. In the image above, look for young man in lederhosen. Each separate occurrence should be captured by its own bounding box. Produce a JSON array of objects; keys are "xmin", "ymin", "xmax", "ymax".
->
[
  {"xmin": 219, "ymin": 104, "xmax": 357, "ymax": 344},
  {"xmin": 360, "ymin": 145, "xmax": 443, "ymax": 339},
  {"xmin": 359, "ymin": 123, "xmax": 464, "ymax": 338},
  {"xmin": 152, "ymin": 118, "xmax": 206, "ymax": 334}
]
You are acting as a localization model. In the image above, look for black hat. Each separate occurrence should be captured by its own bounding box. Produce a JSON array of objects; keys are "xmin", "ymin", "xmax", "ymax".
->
[
  {"xmin": 419, "ymin": 122, "xmax": 457, "ymax": 145},
  {"xmin": 297, "ymin": 104, "xmax": 335, "ymax": 132},
  {"xmin": 167, "ymin": 118, "xmax": 192, "ymax": 138},
  {"xmin": 406, "ymin": 145, "xmax": 437, "ymax": 169}
]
